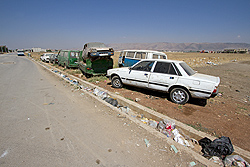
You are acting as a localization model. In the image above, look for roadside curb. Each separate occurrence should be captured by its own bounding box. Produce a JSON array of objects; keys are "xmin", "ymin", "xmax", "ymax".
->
[{"xmin": 30, "ymin": 57, "xmax": 250, "ymax": 166}]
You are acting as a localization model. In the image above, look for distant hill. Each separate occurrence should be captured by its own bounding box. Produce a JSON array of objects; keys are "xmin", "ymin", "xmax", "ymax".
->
[{"xmin": 107, "ymin": 42, "xmax": 250, "ymax": 52}]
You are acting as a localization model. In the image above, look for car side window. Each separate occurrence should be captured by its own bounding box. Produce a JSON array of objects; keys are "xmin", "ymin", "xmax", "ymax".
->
[
  {"xmin": 135, "ymin": 52, "xmax": 146, "ymax": 59},
  {"xmin": 126, "ymin": 52, "xmax": 135, "ymax": 58},
  {"xmin": 70, "ymin": 52, "xmax": 78, "ymax": 58},
  {"xmin": 153, "ymin": 62, "xmax": 177, "ymax": 75},
  {"xmin": 153, "ymin": 54, "xmax": 158, "ymax": 59},
  {"xmin": 159, "ymin": 55, "xmax": 166, "ymax": 59},
  {"xmin": 132, "ymin": 61, "xmax": 154, "ymax": 72},
  {"xmin": 141, "ymin": 52, "xmax": 146, "ymax": 59},
  {"xmin": 70, "ymin": 52, "xmax": 75, "ymax": 58}
]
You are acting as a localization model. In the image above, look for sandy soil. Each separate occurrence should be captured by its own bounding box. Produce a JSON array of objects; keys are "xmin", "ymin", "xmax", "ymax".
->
[{"xmin": 29, "ymin": 52, "xmax": 250, "ymax": 152}]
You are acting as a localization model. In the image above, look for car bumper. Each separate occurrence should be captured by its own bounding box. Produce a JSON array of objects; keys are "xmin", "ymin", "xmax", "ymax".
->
[
  {"xmin": 210, "ymin": 89, "xmax": 219, "ymax": 98},
  {"xmin": 190, "ymin": 88, "xmax": 217, "ymax": 99},
  {"xmin": 90, "ymin": 52, "xmax": 114, "ymax": 56},
  {"xmin": 106, "ymin": 74, "xmax": 111, "ymax": 79}
]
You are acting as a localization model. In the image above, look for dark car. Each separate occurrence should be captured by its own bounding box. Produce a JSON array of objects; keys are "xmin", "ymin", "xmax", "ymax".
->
[
  {"xmin": 78, "ymin": 42, "xmax": 114, "ymax": 77},
  {"xmin": 49, "ymin": 54, "xmax": 58, "ymax": 64},
  {"xmin": 58, "ymin": 50, "xmax": 79, "ymax": 68}
]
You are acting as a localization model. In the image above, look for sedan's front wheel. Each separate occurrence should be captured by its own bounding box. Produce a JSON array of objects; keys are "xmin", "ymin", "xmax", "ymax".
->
[
  {"xmin": 170, "ymin": 88, "xmax": 189, "ymax": 104},
  {"xmin": 111, "ymin": 76, "xmax": 123, "ymax": 88}
]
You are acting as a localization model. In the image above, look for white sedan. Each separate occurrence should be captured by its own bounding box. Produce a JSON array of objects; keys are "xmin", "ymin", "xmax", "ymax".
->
[
  {"xmin": 40, "ymin": 53, "xmax": 54, "ymax": 63},
  {"xmin": 107, "ymin": 59, "xmax": 220, "ymax": 104}
]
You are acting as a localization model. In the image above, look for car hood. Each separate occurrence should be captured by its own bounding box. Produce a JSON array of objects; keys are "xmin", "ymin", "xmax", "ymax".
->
[
  {"xmin": 110, "ymin": 67, "xmax": 129, "ymax": 72},
  {"xmin": 192, "ymin": 73, "xmax": 220, "ymax": 85},
  {"xmin": 107, "ymin": 67, "xmax": 129, "ymax": 74}
]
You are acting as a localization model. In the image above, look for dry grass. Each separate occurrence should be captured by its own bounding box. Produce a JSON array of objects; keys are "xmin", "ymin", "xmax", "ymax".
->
[
  {"xmin": 166, "ymin": 52, "xmax": 250, "ymax": 67},
  {"xmin": 27, "ymin": 52, "xmax": 45, "ymax": 61},
  {"xmin": 112, "ymin": 52, "xmax": 250, "ymax": 68}
]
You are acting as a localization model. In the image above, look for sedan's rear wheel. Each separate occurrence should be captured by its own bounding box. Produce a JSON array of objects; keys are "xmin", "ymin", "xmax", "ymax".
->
[
  {"xmin": 111, "ymin": 76, "xmax": 123, "ymax": 88},
  {"xmin": 170, "ymin": 88, "xmax": 189, "ymax": 104}
]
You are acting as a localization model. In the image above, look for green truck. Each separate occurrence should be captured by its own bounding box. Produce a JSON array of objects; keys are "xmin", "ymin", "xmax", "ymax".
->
[
  {"xmin": 78, "ymin": 42, "xmax": 114, "ymax": 78},
  {"xmin": 58, "ymin": 50, "xmax": 80, "ymax": 68}
]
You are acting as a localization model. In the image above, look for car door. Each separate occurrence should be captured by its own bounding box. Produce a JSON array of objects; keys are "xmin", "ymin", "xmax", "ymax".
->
[
  {"xmin": 123, "ymin": 51, "xmax": 136, "ymax": 67},
  {"xmin": 148, "ymin": 61, "xmax": 179, "ymax": 92},
  {"xmin": 118, "ymin": 51, "xmax": 124, "ymax": 66},
  {"xmin": 123, "ymin": 61, "xmax": 155, "ymax": 88}
]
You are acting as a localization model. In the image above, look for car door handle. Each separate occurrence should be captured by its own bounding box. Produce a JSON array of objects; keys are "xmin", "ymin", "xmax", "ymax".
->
[
  {"xmin": 170, "ymin": 77, "xmax": 174, "ymax": 79},
  {"xmin": 144, "ymin": 73, "xmax": 148, "ymax": 76}
]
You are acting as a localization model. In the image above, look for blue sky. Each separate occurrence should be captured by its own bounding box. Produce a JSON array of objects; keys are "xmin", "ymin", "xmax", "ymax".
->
[{"xmin": 1, "ymin": 0, "xmax": 250, "ymax": 49}]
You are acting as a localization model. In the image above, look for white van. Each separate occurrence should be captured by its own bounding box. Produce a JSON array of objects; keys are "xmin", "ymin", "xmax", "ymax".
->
[{"xmin": 118, "ymin": 50, "xmax": 167, "ymax": 67}]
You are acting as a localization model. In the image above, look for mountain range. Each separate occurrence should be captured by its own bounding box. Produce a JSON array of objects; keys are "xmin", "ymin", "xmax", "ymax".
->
[{"xmin": 107, "ymin": 42, "xmax": 250, "ymax": 52}]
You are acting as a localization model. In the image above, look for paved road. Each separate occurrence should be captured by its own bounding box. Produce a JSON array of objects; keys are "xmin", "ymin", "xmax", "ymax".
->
[{"xmin": 0, "ymin": 54, "xmax": 202, "ymax": 166}]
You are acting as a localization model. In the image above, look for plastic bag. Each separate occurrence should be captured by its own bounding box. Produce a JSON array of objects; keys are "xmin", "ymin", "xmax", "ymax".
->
[{"xmin": 199, "ymin": 136, "xmax": 234, "ymax": 158}]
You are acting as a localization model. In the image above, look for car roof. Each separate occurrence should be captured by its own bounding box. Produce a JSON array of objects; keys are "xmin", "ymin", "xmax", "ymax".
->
[
  {"xmin": 121, "ymin": 50, "xmax": 166, "ymax": 55},
  {"xmin": 60, "ymin": 50, "xmax": 80, "ymax": 52},
  {"xmin": 140, "ymin": 59, "xmax": 183, "ymax": 63}
]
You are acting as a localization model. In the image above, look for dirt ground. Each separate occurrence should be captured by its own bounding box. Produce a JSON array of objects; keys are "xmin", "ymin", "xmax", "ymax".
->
[
  {"xmin": 29, "ymin": 52, "xmax": 250, "ymax": 152},
  {"xmin": 97, "ymin": 53, "xmax": 250, "ymax": 152}
]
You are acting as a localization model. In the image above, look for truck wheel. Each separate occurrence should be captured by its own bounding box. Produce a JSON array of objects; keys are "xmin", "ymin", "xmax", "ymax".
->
[
  {"xmin": 111, "ymin": 76, "xmax": 123, "ymax": 88},
  {"xmin": 170, "ymin": 88, "xmax": 189, "ymax": 104}
]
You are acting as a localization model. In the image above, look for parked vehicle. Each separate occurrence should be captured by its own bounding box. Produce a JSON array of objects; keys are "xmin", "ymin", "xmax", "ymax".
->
[
  {"xmin": 58, "ymin": 50, "xmax": 80, "ymax": 68},
  {"xmin": 82, "ymin": 42, "xmax": 114, "ymax": 60},
  {"xmin": 40, "ymin": 53, "xmax": 54, "ymax": 63},
  {"xmin": 49, "ymin": 53, "xmax": 58, "ymax": 64},
  {"xmin": 118, "ymin": 50, "xmax": 167, "ymax": 67},
  {"xmin": 17, "ymin": 50, "xmax": 25, "ymax": 56},
  {"xmin": 79, "ymin": 42, "xmax": 114, "ymax": 78},
  {"xmin": 107, "ymin": 59, "xmax": 220, "ymax": 104}
]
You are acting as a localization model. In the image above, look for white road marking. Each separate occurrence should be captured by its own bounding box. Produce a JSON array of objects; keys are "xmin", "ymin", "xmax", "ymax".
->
[{"xmin": 0, "ymin": 150, "xmax": 8, "ymax": 158}]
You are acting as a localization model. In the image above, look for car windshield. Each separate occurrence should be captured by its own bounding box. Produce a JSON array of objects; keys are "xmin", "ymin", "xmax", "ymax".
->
[{"xmin": 179, "ymin": 62, "xmax": 196, "ymax": 76}]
